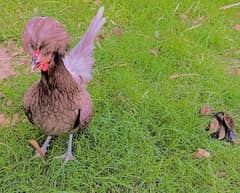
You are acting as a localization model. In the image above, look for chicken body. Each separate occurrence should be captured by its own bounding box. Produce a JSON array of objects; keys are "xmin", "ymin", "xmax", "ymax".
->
[
  {"xmin": 22, "ymin": 7, "xmax": 105, "ymax": 161},
  {"xmin": 23, "ymin": 60, "xmax": 92, "ymax": 136}
]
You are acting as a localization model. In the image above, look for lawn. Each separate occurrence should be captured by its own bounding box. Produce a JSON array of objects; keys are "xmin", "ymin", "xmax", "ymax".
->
[{"xmin": 1, "ymin": 0, "xmax": 240, "ymax": 192}]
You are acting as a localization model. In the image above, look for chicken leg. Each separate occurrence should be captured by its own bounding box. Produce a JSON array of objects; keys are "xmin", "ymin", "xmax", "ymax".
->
[
  {"xmin": 55, "ymin": 133, "xmax": 74, "ymax": 162},
  {"xmin": 34, "ymin": 136, "xmax": 52, "ymax": 157}
]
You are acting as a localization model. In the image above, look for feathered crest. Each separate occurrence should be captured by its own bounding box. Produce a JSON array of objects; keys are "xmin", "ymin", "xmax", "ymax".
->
[
  {"xmin": 22, "ymin": 7, "xmax": 105, "ymax": 83},
  {"xmin": 22, "ymin": 17, "xmax": 70, "ymax": 56}
]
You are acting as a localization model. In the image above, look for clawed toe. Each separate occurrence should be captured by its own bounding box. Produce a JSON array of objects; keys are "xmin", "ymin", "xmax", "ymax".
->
[
  {"xmin": 54, "ymin": 134, "xmax": 75, "ymax": 163},
  {"xmin": 33, "ymin": 151, "xmax": 46, "ymax": 158},
  {"xmin": 31, "ymin": 136, "xmax": 52, "ymax": 159},
  {"xmin": 54, "ymin": 152, "xmax": 74, "ymax": 162}
]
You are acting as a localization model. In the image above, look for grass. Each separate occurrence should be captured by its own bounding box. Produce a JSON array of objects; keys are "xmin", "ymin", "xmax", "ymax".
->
[{"xmin": 1, "ymin": 0, "xmax": 240, "ymax": 192}]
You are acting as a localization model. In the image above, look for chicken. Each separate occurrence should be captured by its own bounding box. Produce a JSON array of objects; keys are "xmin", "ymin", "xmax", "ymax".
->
[{"xmin": 22, "ymin": 7, "xmax": 105, "ymax": 161}]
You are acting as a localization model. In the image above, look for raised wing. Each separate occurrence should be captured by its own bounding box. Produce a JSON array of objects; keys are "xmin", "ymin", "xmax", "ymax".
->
[{"xmin": 64, "ymin": 7, "xmax": 106, "ymax": 82}]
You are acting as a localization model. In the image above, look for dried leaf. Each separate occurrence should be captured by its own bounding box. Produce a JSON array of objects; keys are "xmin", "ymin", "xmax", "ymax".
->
[
  {"xmin": 234, "ymin": 25, "xmax": 240, "ymax": 31},
  {"xmin": 28, "ymin": 140, "xmax": 44, "ymax": 157},
  {"xmin": 112, "ymin": 27, "xmax": 124, "ymax": 36},
  {"xmin": 0, "ymin": 41, "xmax": 28, "ymax": 79},
  {"xmin": 96, "ymin": 34, "xmax": 105, "ymax": 42},
  {"xmin": 226, "ymin": 129, "xmax": 238, "ymax": 143},
  {"xmin": 209, "ymin": 118, "xmax": 219, "ymax": 134},
  {"xmin": 217, "ymin": 170, "xmax": 227, "ymax": 178},
  {"xmin": 216, "ymin": 169, "xmax": 227, "ymax": 178},
  {"xmin": 0, "ymin": 44, "xmax": 16, "ymax": 79},
  {"xmin": 205, "ymin": 111, "xmax": 238, "ymax": 142},
  {"xmin": 223, "ymin": 113, "xmax": 235, "ymax": 129},
  {"xmin": 11, "ymin": 113, "xmax": 19, "ymax": 126},
  {"xmin": 0, "ymin": 92, "xmax": 5, "ymax": 99},
  {"xmin": 192, "ymin": 16, "xmax": 206, "ymax": 25},
  {"xmin": 96, "ymin": 34, "xmax": 105, "ymax": 49},
  {"xmin": 94, "ymin": 0, "xmax": 101, "ymax": 5},
  {"xmin": 0, "ymin": 113, "xmax": 10, "ymax": 126},
  {"xmin": 225, "ymin": 65, "xmax": 240, "ymax": 75},
  {"xmin": 0, "ymin": 114, "xmax": 6, "ymax": 125},
  {"xmin": 7, "ymin": 39, "xmax": 16, "ymax": 50},
  {"xmin": 5, "ymin": 100, "xmax": 13, "ymax": 107},
  {"xmin": 199, "ymin": 105, "xmax": 213, "ymax": 115},
  {"xmin": 218, "ymin": 125, "xmax": 226, "ymax": 140},
  {"xmin": 179, "ymin": 13, "xmax": 188, "ymax": 22},
  {"xmin": 149, "ymin": 49, "xmax": 159, "ymax": 56},
  {"xmin": 192, "ymin": 148, "xmax": 211, "ymax": 158}
]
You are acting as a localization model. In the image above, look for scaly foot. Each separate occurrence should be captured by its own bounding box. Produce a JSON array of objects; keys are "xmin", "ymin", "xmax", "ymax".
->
[
  {"xmin": 33, "ymin": 136, "xmax": 52, "ymax": 158},
  {"xmin": 54, "ymin": 134, "xmax": 74, "ymax": 163},
  {"xmin": 34, "ymin": 149, "xmax": 47, "ymax": 158},
  {"xmin": 55, "ymin": 152, "xmax": 75, "ymax": 163}
]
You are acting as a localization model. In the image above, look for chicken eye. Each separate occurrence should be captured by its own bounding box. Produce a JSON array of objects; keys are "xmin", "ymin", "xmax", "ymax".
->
[
  {"xmin": 39, "ymin": 44, "xmax": 44, "ymax": 50},
  {"xmin": 39, "ymin": 41, "xmax": 48, "ymax": 51}
]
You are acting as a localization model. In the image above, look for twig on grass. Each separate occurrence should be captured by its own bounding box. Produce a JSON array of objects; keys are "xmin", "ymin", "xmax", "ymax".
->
[
  {"xmin": 219, "ymin": 2, "xmax": 240, "ymax": 10},
  {"xmin": 169, "ymin": 73, "xmax": 200, "ymax": 80}
]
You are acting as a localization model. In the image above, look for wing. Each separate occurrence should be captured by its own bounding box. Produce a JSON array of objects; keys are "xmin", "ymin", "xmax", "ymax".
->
[{"xmin": 63, "ymin": 7, "xmax": 106, "ymax": 82}]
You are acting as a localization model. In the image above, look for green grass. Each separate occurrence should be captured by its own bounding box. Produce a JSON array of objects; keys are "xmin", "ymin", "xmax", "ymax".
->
[{"xmin": 1, "ymin": 0, "xmax": 240, "ymax": 192}]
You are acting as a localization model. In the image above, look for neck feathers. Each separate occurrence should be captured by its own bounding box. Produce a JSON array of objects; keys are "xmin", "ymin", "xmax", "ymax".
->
[{"xmin": 39, "ymin": 53, "xmax": 78, "ymax": 94}]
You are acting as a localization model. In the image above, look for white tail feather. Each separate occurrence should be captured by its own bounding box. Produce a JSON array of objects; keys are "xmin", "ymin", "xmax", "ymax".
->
[{"xmin": 64, "ymin": 7, "xmax": 106, "ymax": 82}]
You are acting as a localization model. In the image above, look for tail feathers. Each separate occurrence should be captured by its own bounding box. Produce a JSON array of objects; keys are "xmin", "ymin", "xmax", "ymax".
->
[{"xmin": 64, "ymin": 7, "xmax": 106, "ymax": 82}]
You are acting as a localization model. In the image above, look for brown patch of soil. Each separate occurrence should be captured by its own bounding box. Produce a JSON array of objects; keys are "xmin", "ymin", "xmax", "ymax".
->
[{"xmin": 0, "ymin": 40, "xmax": 29, "ymax": 80}]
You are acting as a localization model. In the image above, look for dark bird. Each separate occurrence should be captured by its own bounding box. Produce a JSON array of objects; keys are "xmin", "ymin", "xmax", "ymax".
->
[{"xmin": 22, "ymin": 7, "xmax": 105, "ymax": 161}]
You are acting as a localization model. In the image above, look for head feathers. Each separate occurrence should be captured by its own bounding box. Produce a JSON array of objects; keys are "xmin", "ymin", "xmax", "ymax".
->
[{"xmin": 22, "ymin": 17, "xmax": 70, "ymax": 56}]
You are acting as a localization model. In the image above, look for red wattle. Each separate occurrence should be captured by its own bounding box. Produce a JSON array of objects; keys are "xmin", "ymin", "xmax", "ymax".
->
[{"xmin": 40, "ymin": 63, "xmax": 48, "ymax": 71}]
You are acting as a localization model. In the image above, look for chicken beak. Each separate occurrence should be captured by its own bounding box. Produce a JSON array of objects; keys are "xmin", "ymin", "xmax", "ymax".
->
[{"xmin": 31, "ymin": 55, "xmax": 41, "ymax": 70}]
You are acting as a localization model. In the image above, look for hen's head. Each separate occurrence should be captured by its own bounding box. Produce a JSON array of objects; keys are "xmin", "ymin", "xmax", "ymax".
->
[{"xmin": 22, "ymin": 17, "xmax": 70, "ymax": 71}]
